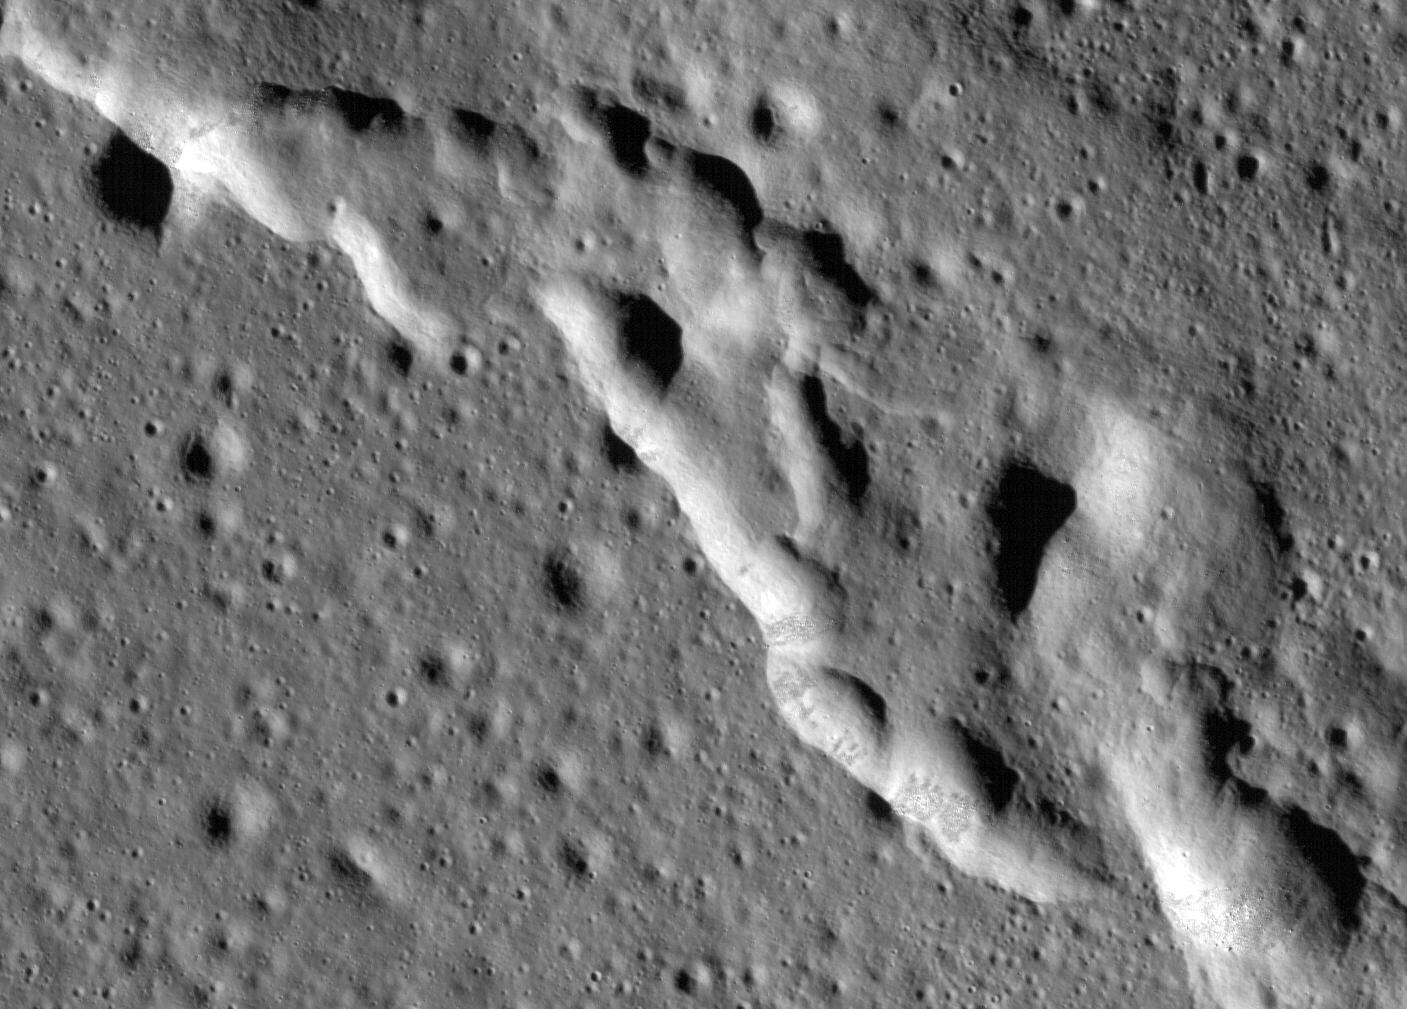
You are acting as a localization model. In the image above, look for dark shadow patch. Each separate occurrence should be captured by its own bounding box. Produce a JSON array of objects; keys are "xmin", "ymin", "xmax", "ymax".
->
[
  {"xmin": 837, "ymin": 671, "xmax": 888, "ymax": 727},
  {"xmin": 616, "ymin": 293, "xmax": 683, "ymax": 392},
  {"xmin": 864, "ymin": 790, "xmax": 897, "ymax": 825},
  {"xmin": 1185, "ymin": 664, "xmax": 1271, "ymax": 800},
  {"xmin": 201, "ymin": 800, "xmax": 233, "ymax": 848},
  {"xmin": 1252, "ymin": 480, "xmax": 1294, "ymax": 553},
  {"xmin": 92, "ymin": 130, "xmax": 172, "ymax": 233},
  {"xmin": 642, "ymin": 722, "xmax": 668, "ymax": 757},
  {"xmin": 180, "ymin": 434, "xmax": 215, "ymax": 482},
  {"xmin": 687, "ymin": 152, "xmax": 764, "ymax": 234},
  {"xmin": 451, "ymin": 107, "xmax": 500, "ymax": 155},
  {"xmin": 386, "ymin": 339, "xmax": 414, "ymax": 377},
  {"xmin": 751, "ymin": 100, "xmax": 778, "ymax": 143},
  {"xmin": 1236, "ymin": 153, "xmax": 1261, "ymax": 182},
  {"xmin": 954, "ymin": 723, "xmax": 1019, "ymax": 812},
  {"xmin": 447, "ymin": 108, "xmax": 541, "ymax": 164},
  {"xmin": 800, "ymin": 228, "xmax": 877, "ymax": 307},
  {"xmin": 799, "ymin": 373, "xmax": 870, "ymax": 505},
  {"xmin": 453, "ymin": 108, "xmax": 497, "ymax": 139},
  {"xmin": 254, "ymin": 81, "xmax": 296, "ymax": 109},
  {"xmin": 213, "ymin": 369, "xmax": 238, "ymax": 407},
  {"xmin": 601, "ymin": 104, "xmax": 652, "ymax": 176},
  {"xmin": 1285, "ymin": 806, "xmax": 1365, "ymax": 931},
  {"xmin": 327, "ymin": 87, "xmax": 405, "ymax": 132},
  {"xmin": 1202, "ymin": 707, "xmax": 1255, "ymax": 785},
  {"xmin": 602, "ymin": 422, "xmax": 640, "ymax": 473},
  {"xmin": 534, "ymin": 764, "xmax": 563, "ymax": 794},
  {"xmin": 417, "ymin": 649, "xmax": 450, "ymax": 687},
  {"xmin": 987, "ymin": 461, "xmax": 1077, "ymax": 619},
  {"xmin": 196, "ymin": 510, "xmax": 218, "ymax": 538},
  {"xmin": 543, "ymin": 550, "xmax": 585, "ymax": 610},
  {"xmin": 255, "ymin": 83, "xmax": 404, "ymax": 133},
  {"xmin": 558, "ymin": 837, "xmax": 591, "ymax": 877},
  {"xmin": 1193, "ymin": 159, "xmax": 1212, "ymax": 195}
]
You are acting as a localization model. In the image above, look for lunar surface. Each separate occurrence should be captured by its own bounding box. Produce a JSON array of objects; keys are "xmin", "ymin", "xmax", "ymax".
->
[{"xmin": 0, "ymin": 0, "xmax": 1405, "ymax": 1007}]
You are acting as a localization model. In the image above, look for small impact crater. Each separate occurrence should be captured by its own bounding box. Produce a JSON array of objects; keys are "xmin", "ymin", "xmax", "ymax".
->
[
  {"xmin": 200, "ymin": 799, "xmax": 234, "ymax": 848},
  {"xmin": 181, "ymin": 434, "xmax": 215, "ymax": 482},
  {"xmin": 751, "ymin": 100, "xmax": 779, "ymax": 143},
  {"xmin": 987, "ymin": 461, "xmax": 1077, "ymax": 619},
  {"xmin": 92, "ymin": 130, "xmax": 172, "ymax": 233},
  {"xmin": 534, "ymin": 763, "xmax": 564, "ymax": 794},
  {"xmin": 543, "ymin": 548, "xmax": 586, "ymax": 611},
  {"xmin": 417, "ymin": 642, "xmax": 470, "ymax": 689},
  {"xmin": 616, "ymin": 293, "xmax": 683, "ymax": 392},
  {"xmin": 558, "ymin": 836, "xmax": 592, "ymax": 878},
  {"xmin": 1305, "ymin": 161, "xmax": 1332, "ymax": 193},
  {"xmin": 178, "ymin": 423, "xmax": 250, "ymax": 483},
  {"xmin": 194, "ymin": 783, "xmax": 271, "ymax": 849}
]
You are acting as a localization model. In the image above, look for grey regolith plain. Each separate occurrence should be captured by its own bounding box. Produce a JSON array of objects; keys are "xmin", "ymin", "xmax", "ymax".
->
[{"xmin": 0, "ymin": 1, "xmax": 1402, "ymax": 1008}]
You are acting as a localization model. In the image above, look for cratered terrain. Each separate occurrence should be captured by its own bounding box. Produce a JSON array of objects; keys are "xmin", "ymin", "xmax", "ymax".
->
[{"xmin": 0, "ymin": 2, "xmax": 1403, "ymax": 1008}]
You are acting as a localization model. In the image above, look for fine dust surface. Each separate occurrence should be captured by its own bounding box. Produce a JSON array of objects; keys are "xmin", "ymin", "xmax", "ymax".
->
[{"xmin": 0, "ymin": 2, "xmax": 1404, "ymax": 1008}]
